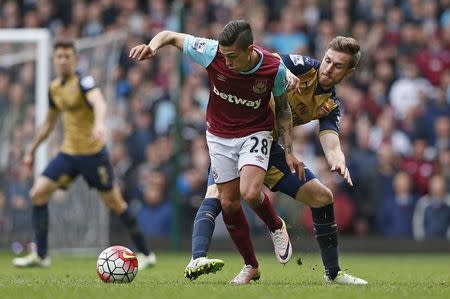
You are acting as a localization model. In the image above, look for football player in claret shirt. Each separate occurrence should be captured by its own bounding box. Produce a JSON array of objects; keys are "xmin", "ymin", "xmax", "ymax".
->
[
  {"xmin": 130, "ymin": 20, "xmax": 303, "ymax": 284},
  {"xmin": 13, "ymin": 40, "xmax": 156, "ymax": 269},
  {"xmin": 184, "ymin": 36, "xmax": 368, "ymax": 285}
]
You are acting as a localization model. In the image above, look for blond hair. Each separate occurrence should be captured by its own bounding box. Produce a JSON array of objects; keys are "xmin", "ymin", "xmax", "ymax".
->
[{"xmin": 328, "ymin": 36, "xmax": 361, "ymax": 68}]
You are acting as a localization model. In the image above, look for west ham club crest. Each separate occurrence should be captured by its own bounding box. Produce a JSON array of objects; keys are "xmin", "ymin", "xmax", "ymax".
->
[{"xmin": 252, "ymin": 79, "xmax": 268, "ymax": 94}]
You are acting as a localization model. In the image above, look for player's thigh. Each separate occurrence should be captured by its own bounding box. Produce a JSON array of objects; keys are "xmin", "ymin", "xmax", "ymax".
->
[
  {"xmin": 238, "ymin": 130, "xmax": 273, "ymax": 201},
  {"xmin": 29, "ymin": 176, "xmax": 59, "ymax": 205},
  {"xmin": 205, "ymin": 167, "xmax": 220, "ymax": 199},
  {"xmin": 78, "ymin": 147, "xmax": 114, "ymax": 192},
  {"xmin": 206, "ymin": 131, "xmax": 240, "ymax": 184},
  {"xmin": 238, "ymin": 130, "xmax": 273, "ymax": 173},
  {"xmin": 239, "ymin": 165, "xmax": 266, "ymax": 202},
  {"xmin": 264, "ymin": 141, "xmax": 315, "ymax": 195},
  {"xmin": 296, "ymin": 179, "xmax": 333, "ymax": 208},
  {"xmin": 36, "ymin": 152, "xmax": 78, "ymax": 203},
  {"xmin": 99, "ymin": 184, "xmax": 127, "ymax": 214},
  {"xmin": 205, "ymin": 184, "xmax": 220, "ymax": 199}
]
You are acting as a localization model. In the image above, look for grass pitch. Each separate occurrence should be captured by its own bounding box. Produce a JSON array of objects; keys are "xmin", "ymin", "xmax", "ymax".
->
[{"xmin": 0, "ymin": 251, "xmax": 448, "ymax": 299}]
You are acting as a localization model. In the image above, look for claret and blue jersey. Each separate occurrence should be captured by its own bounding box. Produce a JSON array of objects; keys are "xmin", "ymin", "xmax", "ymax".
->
[{"xmin": 183, "ymin": 35, "xmax": 289, "ymax": 138}]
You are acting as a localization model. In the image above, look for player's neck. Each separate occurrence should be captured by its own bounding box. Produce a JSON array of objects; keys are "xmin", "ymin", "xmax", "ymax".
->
[
  {"xmin": 318, "ymin": 83, "xmax": 334, "ymax": 91},
  {"xmin": 242, "ymin": 50, "xmax": 261, "ymax": 72},
  {"xmin": 59, "ymin": 72, "xmax": 75, "ymax": 82}
]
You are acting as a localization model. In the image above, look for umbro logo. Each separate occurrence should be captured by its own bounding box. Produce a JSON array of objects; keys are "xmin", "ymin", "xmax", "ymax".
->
[
  {"xmin": 255, "ymin": 155, "xmax": 265, "ymax": 162},
  {"xmin": 217, "ymin": 74, "xmax": 227, "ymax": 81}
]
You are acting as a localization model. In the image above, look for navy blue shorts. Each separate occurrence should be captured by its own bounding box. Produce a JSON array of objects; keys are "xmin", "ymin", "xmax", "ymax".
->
[
  {"xmin": 207, "ymin": 142, "xmax": 315, "ymax": 199},
  {"xmin": 42, "ymin": 147, "xmax": 114, "ymax": 191}
]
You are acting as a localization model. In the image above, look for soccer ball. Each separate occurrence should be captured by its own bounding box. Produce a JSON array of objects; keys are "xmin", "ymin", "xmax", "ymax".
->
[{"xmin": 96, "ymin": 245, "xmax": 139, "ymax": 283}]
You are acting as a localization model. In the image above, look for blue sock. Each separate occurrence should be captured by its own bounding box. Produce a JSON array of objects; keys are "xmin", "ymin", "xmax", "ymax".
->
[
  {"xmin": 311, "ymin": 203, "xmax": 340, "ymax": 279},
  {"xmin": 192, "ymin": 197, "xmax": 221, "ymax": 259},
  {"xmin": 32, "ymin": 205, "xmax": 48, "ymax": 259},
  {"xmin": 119, "ymin": 208, "xmax": 150, "ymax": 256}
]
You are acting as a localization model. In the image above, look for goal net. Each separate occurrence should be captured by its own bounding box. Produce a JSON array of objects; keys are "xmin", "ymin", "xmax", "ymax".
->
[{"xmin": 0, "ymin": 29, "xmax": 126, "ymax": 253}]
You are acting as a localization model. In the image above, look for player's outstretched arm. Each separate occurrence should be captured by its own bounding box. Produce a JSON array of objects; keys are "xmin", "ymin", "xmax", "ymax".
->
[
  {"xmin": 86, "ymin": 88, "xmax": 107, "ymax": 142},
  {"xmin": 319, "ymin": 132, "xmax": 353, "ymax": 186},
  {"xmin": 129, "ymin": 31, "xmax": 189, "ymax": 61},
  {"xmin": 23, "ymin": 108, "xmax": 59, "ymax": 170}
]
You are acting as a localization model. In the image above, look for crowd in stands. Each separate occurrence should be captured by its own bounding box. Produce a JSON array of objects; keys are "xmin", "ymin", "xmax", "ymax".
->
[{"xmin": 0, "ymin": 0, "xmax": 449, "ymax": 243}]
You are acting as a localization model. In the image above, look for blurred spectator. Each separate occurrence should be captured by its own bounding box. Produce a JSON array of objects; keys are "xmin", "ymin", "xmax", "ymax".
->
[
  {"xmin": 415, "ymin": 32, "xmax": 450, "ymax": 86},
  {"xmin": 435, "ymin": 149, "xmax": 450, "ymax": 187},
  {"xmin": 377, "ymin": 171, "xmax": 417, "ymax": 238},
  {"xmin": 413, "ymin": 174, "xmax": 450, "ymax": 241},
  {"xmin": 388, "ymin": 60, "xmax": 433, "ymax": 121},
  {"xmin": 433, "ymin": 116, "xmax": 450, "ymax": 151},
  {"xmin": 0, "ymin": 190, "xmax": 7, "ymax": 233},
  {"xmin": 400, "ymin": 136, "xmax": 435, "ymax": 196},
  {"xmin": 263, "ymin": 6, "xmax": 309, "ymax": 54},
  {"xmin": 137, "ymin": 169, "xmax": 172, "ymax": 237},
  {"xmin": 369, "ymin": 107, "xmax": 411, "ymax": 156}
]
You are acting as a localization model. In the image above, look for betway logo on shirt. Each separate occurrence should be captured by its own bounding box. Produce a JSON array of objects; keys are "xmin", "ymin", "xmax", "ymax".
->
[{"xmin": 213, "ymin": 85, "xmax": 261, "ymax": 109}]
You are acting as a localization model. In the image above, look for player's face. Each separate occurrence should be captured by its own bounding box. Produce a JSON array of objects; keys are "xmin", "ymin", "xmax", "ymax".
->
[
  {"xmin": 219, "ymin": 44, "xmax": 253, "ymax": 73},
  {"xmin": 53, "ymin": 47, "xmax": 77, "ymax": 78},
  {"xmin": 318, "ymin": 49, "xmax": 355, "ymax": 89}
]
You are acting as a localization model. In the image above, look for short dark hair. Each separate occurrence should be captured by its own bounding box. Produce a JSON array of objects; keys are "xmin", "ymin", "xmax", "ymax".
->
[
  {"xmin": 328, "ymin": 36, "xmax": 361, "ymax": 68},
  {"xmin": 218, "ymin": 20, "xmax": 253, "ymax": 50},
  {"xmin": 53, "ymin": 39, "xmax": 76, "ymax": 53}
]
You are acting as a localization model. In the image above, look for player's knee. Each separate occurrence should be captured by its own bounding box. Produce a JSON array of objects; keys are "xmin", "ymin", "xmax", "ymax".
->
[
  {"xmin": 108, "ymin": 200, "xmax": 127, "ymax": 215},
  {"xmin": 312, "ymin": 187, "xmax": 333, "ymax": 208},
  {"xmin": 100, "ymin": 188, "xmax": 127, "ymax": 214},
  {"xmin": 240, "ymin": 187, "xmax": 260, "ymax": 203},
  {"xmin": 29, "ymin": 186, "xmax": 49, "ymax": 206},
  {"xmin": 220, "ymin": 198, "xmax": 240, "ymax": 213},
  {"xmin": 205, "ymin": 184, "xmax": 220, "ymax": 199}
]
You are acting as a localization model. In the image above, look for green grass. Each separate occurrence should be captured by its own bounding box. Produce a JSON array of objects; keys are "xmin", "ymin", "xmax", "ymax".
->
[{"xmin": 0, "ymin": 251, "xmax": 449, "ymax": 299}]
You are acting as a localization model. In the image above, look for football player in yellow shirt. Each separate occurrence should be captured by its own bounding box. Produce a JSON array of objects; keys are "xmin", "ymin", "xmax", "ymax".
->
[{"xmin": 12, "ymin": 40, "xmax": 155, "ymax": 269}]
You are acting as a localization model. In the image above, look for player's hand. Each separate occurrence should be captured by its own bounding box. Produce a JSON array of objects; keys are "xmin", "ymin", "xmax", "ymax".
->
[
  {"xmin": 23, "ymin": 151, "xmax": 34, "ymax": 171},
  {"xmin": 92, "ymin": 123, "xmax": 106, "ymax": 142},
  {"xmin": 129, "ymin": 44, "xmax": 157, "ymax": 61},
  {"xmin": 331, "ymin": 162, "xmax": 353, "ymax": 186},
  {"xmin": 285, "ymin": 153, "xmax": 306, "ymax": 181},
  {"xmin": 286, "ymin": 69, "xmax": 300, "ymax": 93}
]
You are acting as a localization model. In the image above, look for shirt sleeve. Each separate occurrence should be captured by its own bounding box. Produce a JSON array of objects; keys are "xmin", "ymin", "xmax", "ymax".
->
[
  {"xmin": 319, "ymin": 104, "xmax": 341, "ymax": 134},
  {"xmin": 79, "ymin": 75, "xmax": 97, "ymax": 94},
  {"xmin": 280, "ymin": 54, "xmax": 320, "ymax": 76},
  {"xmin": 272, "ymin": 61, "xmax": 289, "ymax": 97},
  {"xmin": 183, "ymin": 35, "xmax": 219, "ymax": 68}
]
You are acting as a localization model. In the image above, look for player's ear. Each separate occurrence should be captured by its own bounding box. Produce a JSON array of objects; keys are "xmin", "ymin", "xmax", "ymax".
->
[
  {"xmin": 345, "ymin": 67, "xmax": 355, "ymax": 78},
  {"xmin": 247, "ymin": 45, "xmax": 254, "ymax": 60}
]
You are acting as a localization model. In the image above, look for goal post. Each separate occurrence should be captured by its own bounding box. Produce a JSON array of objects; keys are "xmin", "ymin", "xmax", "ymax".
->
[{"xmin": 0, "ymin": 29, "xmax": 51, "ymax": 177}]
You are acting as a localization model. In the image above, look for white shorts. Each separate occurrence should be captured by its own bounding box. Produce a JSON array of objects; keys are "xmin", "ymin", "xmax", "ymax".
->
[{"xmin": 206, "ymin": 130, "xmax": 273, "ymax": 184}]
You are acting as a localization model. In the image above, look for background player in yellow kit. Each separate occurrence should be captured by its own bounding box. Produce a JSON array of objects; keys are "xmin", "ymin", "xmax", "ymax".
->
[{"xmin": 12, "ymin": 40, "xmax": 155, "ymax": 269}]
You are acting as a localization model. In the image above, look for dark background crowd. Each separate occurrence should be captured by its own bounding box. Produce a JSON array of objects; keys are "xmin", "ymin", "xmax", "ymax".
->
[{"xmin": 0, "ymin": 0, "xmax": 449, "ymax": 246}]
